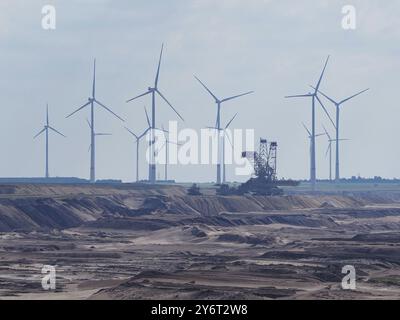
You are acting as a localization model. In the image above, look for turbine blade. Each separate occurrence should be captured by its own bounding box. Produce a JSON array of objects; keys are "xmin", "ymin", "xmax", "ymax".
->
[
  {"xmin": 194, "ymin": 75, "xmax": 219, "ymax": 101},
  {"xmin": 139, "ymin": 128, "xmax": 150, "ymax": 139},
  {"xmin": 155, "ymin": 44, "xmax": 164, "ymax": 88},
  {"xmin": 86, "ymin": 118, "xmax": 92, "ymax": 129},
  {"xmin": 144, "ymin": 106, "xmax": 151, "ymax": 127},
  {"xmin": 126, "ymin": 90, "xmax": 151, "ymax": 103},
  {"xmin": 96, "ymin": 133, "xmax": 112, "ymax": 136},
  {"xmin": 221, "ymin": 91, "xmax": 254, "ymax": 103},
  {"xmin": 325, "ymin": 143, "xmax": 331, "ymax": 158},
  {"xmin": 125, "ymin": 127, "xmax": 138, "ymax": 139},
  {"xmin": 95, "ymin": 100, "xmax": 125, "ymax": 122},
  {"xmin": 46, "ymin": 104, "xmax": 49, "ymax": 126},
  {"xmin": 315, "ymin": 55, "xmax": 330, "ymax": 91},
  {"xmin": 339, "ymin": 88, "xmax": 369, "ymax": 105},
  {"xmin": 66, "ymin": 101, "xmax": 91, "ymax": 118},
  {"xmin": 166, "ymin": 140, "xmax": 182, "ymax": 146},
  {"xmin": 161, "ymin": 125, "xmax": 168, "ymax": 139},
  {"xmin": 322, "ymin": 125, "xmax": 331, "ymax": 140},
  {"xmin": 33, "ymin": 128, "xmax": 46, "ymax": 139},
  {"xmin": 224, "ymin": 131, "xmax": 234, "ymax": 149},
  {"xmin": 92, "ymin": 59, "xmax": 96, "ymax": 98},
  {"xmin": 302, "ymin": 122, "xmax": 311, "ymax": 136},
  {"xmin": 311, "ymin": 86, "xmax": 338, "ymax": 105},
  {"xmin": 206, "ymin": 126, "xmax": 219, "ymax": 130},
  {"xmin": 154, "ymin": 127, "xmax": 169, "ymax": 134},
  {"xmin": 285, "ymin": 94, "xmax": 313, "ymax": 98},
  {"xmin": 316, "ymin": 95, "xmax": 336, "ymax": 129},
  {"xmin": 48, "ymin": 126, "xmax": 66, "ymax": 137},
  {"xmin": 225, "ymin": 113, "xmax": 238, "ymax": 129},
  {"xmin": 156, "ymin": 89, "xmax": 184, "ymax": 121}
]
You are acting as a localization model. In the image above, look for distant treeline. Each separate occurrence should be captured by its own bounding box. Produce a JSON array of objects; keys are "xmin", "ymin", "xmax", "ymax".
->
[
  {"xmin": 303, "ymin": 177, "xmax": 400, "ymax": 184},
  {"xmin": 0, "ymin": 177, "xmax": 122, "ymax": 184}
]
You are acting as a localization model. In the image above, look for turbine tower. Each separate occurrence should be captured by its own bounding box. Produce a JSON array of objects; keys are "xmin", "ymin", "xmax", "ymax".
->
[
  {"xmin": 194, "ymin": 75, "xmax": 253, "ymax": 185},
  {"xmin": 126, "ymin": 44, "xmax": 184, "ymax": 184},
  {"xmin": 316, "ymin": 88, "xmax": 369, "ymax": 183},
  {"xmin": 34, "ymin": 104, "xmax": 66, "ymax": 178},
  {"xmin": 125, "ymin": 108, "xmax": 152, "ymax": 182},
  {"xmin": 207, "ymin": 113, "xmax": 237, "ymax": 184},
  {"xmin": 286, "ymin": 56, "xmax": 334, "ymax": 190},
  {"xmin": 302, "ymin": 123, "xmax": 325, "ymax": 179},
  {"xmin": 66, "ymin": 59, "xmax": 124, "ymax": 183}
]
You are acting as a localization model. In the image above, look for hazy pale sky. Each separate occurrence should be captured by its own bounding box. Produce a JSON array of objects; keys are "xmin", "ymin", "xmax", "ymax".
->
[{"xmin": 0, "ymin": 0, "xmax": 399, "ymax": 182}]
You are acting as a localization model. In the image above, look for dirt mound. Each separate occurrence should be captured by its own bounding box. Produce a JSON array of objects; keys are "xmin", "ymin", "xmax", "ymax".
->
[
  {"xmin": 0, "ymin": 183, "xmax": 188, "ymax": 198},
  {"xmin": 0, "ymin": 184, "xmax": 391, "ymax": 232},
  {"xmin": 188, "ymin": 226, "xmax": 207, "ymax": 238},
  {"xmin": 0, "ymin": 198, "xmax": 97, "ymax": 232},
  {"xmin": 90, "ymin": 269, "xmax": 298, "ymax": 300},
  {"xmin": 217, "ymin": 233, "xmax": 275, "ymax": 245},
  {"xmin": 320, "ymin": 201, "xmax": 336, "ymax": 208}
]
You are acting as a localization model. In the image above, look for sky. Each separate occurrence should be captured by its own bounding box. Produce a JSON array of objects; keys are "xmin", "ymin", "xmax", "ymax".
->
[{"xmin": 0, "ymin": 0, "xmax": 399, "ymax": 182}]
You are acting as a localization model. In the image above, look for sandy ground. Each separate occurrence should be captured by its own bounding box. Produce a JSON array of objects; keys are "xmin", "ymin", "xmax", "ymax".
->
[{"xmin": 0, "ymin": 184, "xmax": 400, "ymax": 300}]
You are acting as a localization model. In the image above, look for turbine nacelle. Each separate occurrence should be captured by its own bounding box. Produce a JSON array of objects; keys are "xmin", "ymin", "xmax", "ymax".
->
[
  {"xmin": 126, "ymin": 46, "xmax": 184, "ymax": 122},
  {"xmin": 35, "ymin": 106, "xmax": 65, "ymax": 139}
]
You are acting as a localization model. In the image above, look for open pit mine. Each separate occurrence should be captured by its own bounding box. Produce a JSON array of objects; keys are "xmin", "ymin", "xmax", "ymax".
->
[{"xmin": 0, "ymin": 183, "xmax": 400, "ymax": 300}]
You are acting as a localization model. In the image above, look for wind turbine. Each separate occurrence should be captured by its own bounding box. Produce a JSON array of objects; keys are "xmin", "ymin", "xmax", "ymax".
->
[
  {"xmin": 34, "ymin": 104, "xmax": 66, "ymax": 178},
  {"xmin": 126, "ymin": 44, "xmax": 184, "ymax": 184},
  {"xmin": 302, "ymin": 122, "xmax": 326, "ymax": 177},
  {"xmin": 66, "ymin": 59, "xmax": 124, "ymax": 183},
  {"xmin": 207, "ymin": 113, "xmax": 237, "ymax": 184},
  {"xmin": 286, "ymin": 56, "xmax": 334, "ymax": 190},
  {"xmin": 194, "ymin": 75, "xmax": 253, "ymax": 185},
  {"xmin": 316, "ymin": 88, "xmax": 369, "ymax": 183},
  {"xmin": 125, "ymin": 107, "xmax": 152, "ymax": 182}
]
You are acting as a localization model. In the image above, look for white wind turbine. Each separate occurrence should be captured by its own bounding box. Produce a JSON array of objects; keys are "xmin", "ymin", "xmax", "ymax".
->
[
  {"xmin": 315, "ymin": 88, "xmax": 369, "ymax": 182},
  {"xmin": 207, "ymin": 113, "xmax": 238, "ymax": 184},
  {"xmin": 126, "ymin": 44, "xmax": 184, "ymax": 184},
  {"xmin": 194, "ymin": 75, "xmax": 253, "ymax": 185},
  {"xmin": 34, "ymin": 104, "xmax": 66, "ymax": 178},
  {"xmin": 66, "ymin": 59, "xmax": 124, "ymax": 183},
  {"xmin": 286, "ymin": 56, "xmax": 334, "ymax": 190}
]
